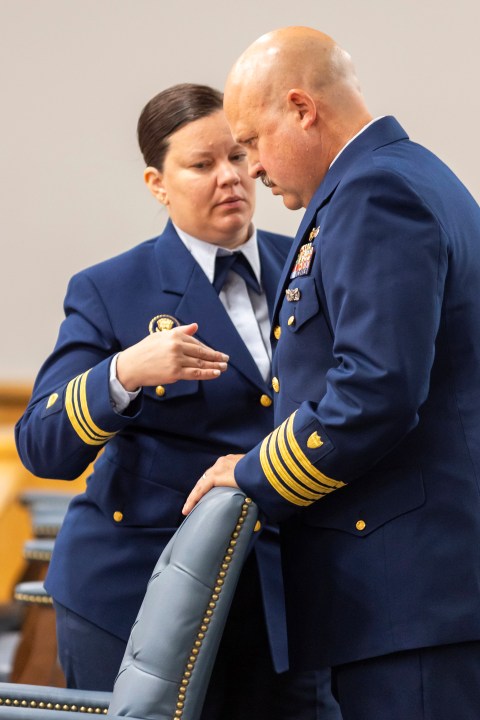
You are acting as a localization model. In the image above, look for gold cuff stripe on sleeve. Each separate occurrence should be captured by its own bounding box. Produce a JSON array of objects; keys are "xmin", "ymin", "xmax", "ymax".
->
[
  {"xmin": 65, "ymin": 372, "xmax": 115, "ymax": 446},
  {"xmin": 286, "ymin": 414, "xmax": 345, "ymax": 490},
  {"xmin": 269, "ymin": 424, "xmax": 327, "ymax": 501},
  {"xmin": 260, "ymin": 432, "xmax": 311, "ymax": 506},
  {"xmin": 71, "ymin": 374, "xmax": 112, "ymax": 443},
  {"xmin": 78, "ymin": 370, "xmax": 115, "ymax": 438},
  {"xmin": 66, "ymin": 377, "xmax": 104, "ymax": 445},
  {"xmin": 277, "ymin": 415, "xmax": 335, "ymax": 494}
]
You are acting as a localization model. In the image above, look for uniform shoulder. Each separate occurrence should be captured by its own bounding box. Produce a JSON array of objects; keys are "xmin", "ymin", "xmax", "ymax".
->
[
  {"xmin": 257, "ymin": 228, "xmax": 293, "ymax": 254},
  {"xmin": 71, "ymin": 236, "xmax": 159, "ymax": 285}
]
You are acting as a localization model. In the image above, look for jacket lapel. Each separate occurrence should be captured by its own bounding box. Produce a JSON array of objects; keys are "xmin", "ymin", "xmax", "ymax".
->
[
  {"xmin": 271, "ymin": 116, "xmax": 409, "ymax": 321},
  {"xmin": 154, "ymin": 221, "xmax": 266, "ymax": 390}
]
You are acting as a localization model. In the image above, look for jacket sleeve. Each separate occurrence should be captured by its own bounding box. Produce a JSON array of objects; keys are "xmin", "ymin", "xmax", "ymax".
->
[
  {"xmin": 235, "ymin": 168, "xmax": 448, "ymax": 521},
  {"xmin": 15, "ymin": 271, "xmax": 142, "ymax": 480}
]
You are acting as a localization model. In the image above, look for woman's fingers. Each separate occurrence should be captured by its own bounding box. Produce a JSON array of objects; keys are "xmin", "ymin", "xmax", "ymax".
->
[{"xmin": 117, "ymin": 324, "xmax": 229, "ymax": 388}]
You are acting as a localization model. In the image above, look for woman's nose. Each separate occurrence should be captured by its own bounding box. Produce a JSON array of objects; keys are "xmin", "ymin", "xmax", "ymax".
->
[{"xmin": 218, "ymin": 162, "xmax": 240, "ymax": 185}]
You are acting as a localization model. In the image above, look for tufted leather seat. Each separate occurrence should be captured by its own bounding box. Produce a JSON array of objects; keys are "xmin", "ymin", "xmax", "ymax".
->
[{"xmin": 0, "ymin": 487, "xmax": 259, "ymax": 720}]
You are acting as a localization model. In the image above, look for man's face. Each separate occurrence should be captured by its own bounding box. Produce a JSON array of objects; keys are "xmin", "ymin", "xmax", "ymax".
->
[{"xmin": 224, "ymin": 89, "xmax": 308, "ymax": 211}]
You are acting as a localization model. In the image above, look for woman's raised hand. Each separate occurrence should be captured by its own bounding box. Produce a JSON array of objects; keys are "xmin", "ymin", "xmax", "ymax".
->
[{"xmin": 116, "ymin": 323, "xmax": 229, "ymax": 391}]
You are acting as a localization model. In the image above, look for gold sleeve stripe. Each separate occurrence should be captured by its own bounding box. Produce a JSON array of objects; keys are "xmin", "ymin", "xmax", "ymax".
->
[
  {"xmin": 286, "ymin": 414, "xmax": 345, "ymax": 490},
  {"xmin": 72, "ymin": 374, "xmax": 113, "ymax": 442},
  {"xmin": 65, "ymin": 372, "xmax": 115, "ymax": 446},
  {"xmin": 277, "ymin": 415, "xmax": 338, "ymax": 493},
  {"xmin": 260, "ymin": 432, "xmax": 311, "ymax": 506},
  {"xmin": 268, "ymin": 425, "xmax": 328, "ymax": 501},
  {"xmin": 65, "ymin": 377, "xmax": 105, "ymax": 445},
  {"xmin": 78, "ymin": 371, "xmax": 115, "ymax": 438}
]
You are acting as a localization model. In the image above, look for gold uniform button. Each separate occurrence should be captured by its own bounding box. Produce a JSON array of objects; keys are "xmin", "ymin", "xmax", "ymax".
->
[
  {"xmin": 155, "ymin": 385, "xmax": 166, "ymax": 397},
  {"xmin": 254, "ymin": 520, "xmax": 262, "ymax": 532},
  {"xmin": 273, "ymin": 325, "xmax": 281, "ymax": 340},
  {"xmin": 260, "ymin": 394, "xmax": 272, "ymax": 407},
  {"xmin": 355, "ymin": 520, "xmax": 366, "ymax": 531},
  {"xmin": 113, "ymin": 511, "xmax": 123, "ymax": 523},
  {"xmin": 272, "ymin": 377, "xmax": 280, "ymax": 393},
  {"xmin": 287, "ymin": 315, "xmax": 295, "ymax": 326}
]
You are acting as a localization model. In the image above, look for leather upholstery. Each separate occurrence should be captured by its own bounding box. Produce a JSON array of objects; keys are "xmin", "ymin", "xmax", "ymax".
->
[
  {"xmin": 109, "ymin": 486, "xmax": 259, "ymax": 720},
  {"xmin": 0, "ymin": 487, "xmax": 259, "ymax": 720}
]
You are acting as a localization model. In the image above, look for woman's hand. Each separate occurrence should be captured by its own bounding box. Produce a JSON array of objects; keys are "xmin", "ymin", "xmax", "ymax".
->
[
  {"xmin": 182, "ymin": 453, "xmax": 244, "ymax": 515},
  {"xmin": 116, "ymin": 322, "xmax": 229, "ymax": 391}
]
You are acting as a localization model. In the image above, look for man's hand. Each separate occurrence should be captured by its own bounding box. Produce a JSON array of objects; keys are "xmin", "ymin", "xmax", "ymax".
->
[{"xmin": 182, "ymin": 454, "xmax": 244, "ymax": 515}]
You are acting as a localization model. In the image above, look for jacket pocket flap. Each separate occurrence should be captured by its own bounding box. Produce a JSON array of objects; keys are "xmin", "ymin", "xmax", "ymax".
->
[
  {"xmin": 143, "ymin": 379, "xmax": 199, "ymax": 402},
  {"xmin": 284, "ymin": 277, "xmax": 320, "ymax": 333},
  {"xmin": 302, "ymin": 467, "xmax": 426, "ymax": 536},
  {"xmin": 86, "ymin": 459, "xmax": 187, "ymax": 529}
]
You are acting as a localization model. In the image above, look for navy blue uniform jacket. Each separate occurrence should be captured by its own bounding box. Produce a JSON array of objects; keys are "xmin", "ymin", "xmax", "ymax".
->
[
  {"xmin": 15, "ymin": 222, "xmax": 292, "ymax": 671},
  {"xmin": 234, "ymin": 117, "xmax": 480, "ymax": 668}
]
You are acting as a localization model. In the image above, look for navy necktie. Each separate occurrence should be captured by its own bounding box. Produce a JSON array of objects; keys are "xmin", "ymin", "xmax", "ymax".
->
[{"xmin": 213, "ymin": 253, "xmax": 261, "ymax": 294}]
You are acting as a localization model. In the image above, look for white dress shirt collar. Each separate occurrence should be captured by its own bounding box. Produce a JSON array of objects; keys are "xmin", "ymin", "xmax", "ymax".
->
[
  {"xmin": 173, "ymin": 223, "xmax": 261, "ymax": 285},
  {"xmin": 329, "ymin": 116, "xmax": 385, "ymax": 169}
]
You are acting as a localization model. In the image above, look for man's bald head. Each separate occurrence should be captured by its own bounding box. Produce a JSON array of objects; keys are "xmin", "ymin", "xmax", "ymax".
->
[
  {"xmin": 225, "ymin": 26, "xmax": 361, "ymax": 112},
  {"xmin": 223, "ymin": 27, "xmax": 372, "ymax": 208}
]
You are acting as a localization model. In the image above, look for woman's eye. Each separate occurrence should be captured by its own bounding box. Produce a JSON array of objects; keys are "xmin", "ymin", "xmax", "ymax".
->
[{"xmin": 231, "ymin": 153, "xmax": 247, "ymax": 163}]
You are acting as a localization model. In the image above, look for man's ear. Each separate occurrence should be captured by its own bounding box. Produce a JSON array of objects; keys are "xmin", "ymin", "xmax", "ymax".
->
[
  {"xmin": 287, "ymin": 89, "xmax": 317, "ymax": 129},
  {"xmin": 144, "ymin": 167, "xmax": 168, "ymax": 204}
]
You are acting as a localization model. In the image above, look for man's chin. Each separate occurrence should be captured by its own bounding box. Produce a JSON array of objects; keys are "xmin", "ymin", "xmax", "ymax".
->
[
  {"xmin": 281, "ymin": 193, "xmax": 304, "ymax": 211},
  {"xmin": 269, "ymin": 186, "xmax": 304, "ymax": 211}
]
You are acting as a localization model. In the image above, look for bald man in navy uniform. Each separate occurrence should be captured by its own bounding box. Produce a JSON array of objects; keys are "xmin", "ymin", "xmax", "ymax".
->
[{"xmin": 185, "ymin": 27, "xmax": 480, "ymax": 720}]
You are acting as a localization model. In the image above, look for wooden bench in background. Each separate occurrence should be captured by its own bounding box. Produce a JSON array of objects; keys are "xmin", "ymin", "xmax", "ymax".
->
[{"xmin": 0, "ymin": 383, "xmax": 89, "ymax": 686}]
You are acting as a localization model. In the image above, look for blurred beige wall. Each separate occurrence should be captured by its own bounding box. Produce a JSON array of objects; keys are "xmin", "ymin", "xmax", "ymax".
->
[{"xmin": 1, "ymin": 0, "xmax": 478, "ymax": 381}]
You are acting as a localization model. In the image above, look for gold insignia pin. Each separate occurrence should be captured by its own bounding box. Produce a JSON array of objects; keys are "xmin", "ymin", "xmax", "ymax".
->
[
  {"xmin": 307, "ymin": 431, "xmax": 324, "ymax": 449},
  {"xmin": 148, "ymin": 314, "xmax": 180, "ymax": 334},
  {"xmin": 285, "ymin": 288, "xmax": 301, "ymax": 302},
  {"xmin": 46, "ymin": 393, "xmax": 58, "ymax": 410},
  {"xmin": 309, "ymin": 226, "xmax": 320, "ymax": 240}
]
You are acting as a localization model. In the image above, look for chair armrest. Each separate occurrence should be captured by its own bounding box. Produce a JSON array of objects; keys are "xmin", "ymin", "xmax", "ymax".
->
[
  {"xmin": 108, "ymin": 487, "xmax": 259, "ymax": 720},
  {"xmin": 0, "ymin": 682, "xmax": 110, "ymax": 714}
]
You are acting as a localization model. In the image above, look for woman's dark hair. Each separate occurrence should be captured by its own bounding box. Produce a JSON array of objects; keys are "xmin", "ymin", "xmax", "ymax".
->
[{"xmin": 137, "ymin": 83, "xmax": 224, "ymax": 170}]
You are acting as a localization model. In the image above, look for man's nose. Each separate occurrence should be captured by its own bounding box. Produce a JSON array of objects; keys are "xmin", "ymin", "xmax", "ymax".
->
[{"xmin": 248, "ymin": 160, "xmax": 264, "ymax": 179}]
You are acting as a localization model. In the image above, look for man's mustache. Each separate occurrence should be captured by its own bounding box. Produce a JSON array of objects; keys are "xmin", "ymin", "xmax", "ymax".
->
[{"xmin": 260, "ymin": 172, "xmax": 275, "ymax": 189}]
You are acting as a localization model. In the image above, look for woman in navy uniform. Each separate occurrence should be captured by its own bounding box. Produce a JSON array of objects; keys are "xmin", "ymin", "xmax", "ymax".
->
[{"xmin": 15, "ymin": 84, "xmax": 341, "ymax": 720}]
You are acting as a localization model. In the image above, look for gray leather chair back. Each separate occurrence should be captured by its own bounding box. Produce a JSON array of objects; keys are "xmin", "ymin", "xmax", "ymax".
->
[
  {"xmin": 0, "ymin": 488, "xmax": 259, "ymax": 720},
  {"xmin": 108, "ymin": 487, "xmax": 259, "ymax": 720}
]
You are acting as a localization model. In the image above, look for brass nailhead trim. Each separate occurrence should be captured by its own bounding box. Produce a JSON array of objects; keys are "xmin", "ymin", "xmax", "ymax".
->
[
  {"xmin": 13, "ymin": 592, "xmax": 54, "ymax": 605},
  {"xmin": 0, "ymin": 696, "xmax": 108, "ymax": 714},
  {"xmin": 174, "ymin": 498, "xmax": 254, "ymax": 719}
]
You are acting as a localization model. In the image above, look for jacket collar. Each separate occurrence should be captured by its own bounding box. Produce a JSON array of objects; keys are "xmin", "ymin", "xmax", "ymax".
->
[{"xmin": 272, "ymin": 116, "xmax": 409, "ymax": 315}]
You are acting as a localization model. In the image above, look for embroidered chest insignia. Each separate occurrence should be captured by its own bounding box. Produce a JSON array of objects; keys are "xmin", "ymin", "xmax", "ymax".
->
[
  {"xmin": 285, "ymin": 288, "xmax": 301, "ymax": 302},
  {"xmin": 290, "ymin": 241, "xmax": 315, "ymax": 279},
  {"xmin": 148, "ymin": 314, "xmax": 180, "ymax": 334}
]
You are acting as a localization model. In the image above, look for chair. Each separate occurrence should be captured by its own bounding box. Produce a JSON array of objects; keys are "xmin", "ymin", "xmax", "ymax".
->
[{"xmin": 0, "ymin": 487, "xmax": 260, "ymax": 720}]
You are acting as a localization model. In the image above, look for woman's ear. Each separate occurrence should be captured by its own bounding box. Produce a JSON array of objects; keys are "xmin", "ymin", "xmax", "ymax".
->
[
  {"xmin": 287, "ymin": 88, "xmax": 317, "ymax": 129},
  {"xmin": 144, "ymin": 167, "xmax": 168, "ymax": 205}
]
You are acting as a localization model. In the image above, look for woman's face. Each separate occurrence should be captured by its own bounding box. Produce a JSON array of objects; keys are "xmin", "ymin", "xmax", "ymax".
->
[{"xmin": 147, "ymin": 110, "xmax": 256, "ymax": 248}]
